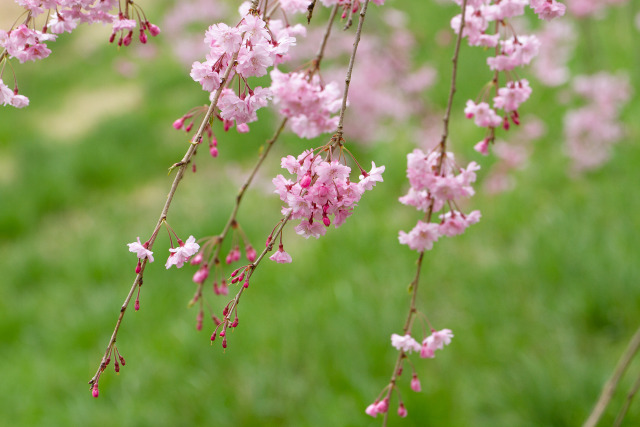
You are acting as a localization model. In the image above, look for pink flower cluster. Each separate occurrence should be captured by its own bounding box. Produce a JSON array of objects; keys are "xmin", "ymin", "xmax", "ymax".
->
[
  {"xmin": 0, "ymin": 79, "xmax": 28, "ymax": 108},
  {"xmin": 565, "ymin": 0, "xmax": 627, "ymax": 17},
  {"xmin": 1, "ymin": 1, "xmax": 160, "ymax": 108},
  {"xmin": 532, "ymin": 20, "xmax": 575, "ymax": 87},
  {"xmin": 390, "ymin": 329, "xmax": 454, "ymax": 359},
  {"xmin": 564, "ymin": 72, "xmax": 631, "ymax": 173},
  {"xmin": 451, "ymin": 0, "xmax": 564, "ymax": 154},
  {"xmin": 398, "ymin": 149, "xmax": 481, "ymax": 251},
  {"xmin": 189, "ymin": 11, "xmax": 303, "ymax": 131},
  {"xmin": 273, "ymin": 150, "xmax": 384, "ymax": 241},
  {"xmin": 270, "ymin": 69, "xmax": 342, "ymax": 139},
  {"xmin": 0, "ymin": 25, "xmax": 56, "ymax": 63},
  {"xmin": 366, "ymin": 329, "xmax": 453, "ymax": 418}
]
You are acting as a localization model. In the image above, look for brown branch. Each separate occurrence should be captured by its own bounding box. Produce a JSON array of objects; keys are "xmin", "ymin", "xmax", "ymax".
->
[
  {"xmin": 334, "ymin": 0, "xmax": 371, "ymax": 143},
  {"xmin": 88, "ymin": 44, "xmax": 242, "ymax": 392},
  {"xmin": 381, "ymin": 0, "xmax": 468, "ymax": 423},
  {"xmin": 585, "ymin": 325, "xmax": 640, "ymax": 427}
]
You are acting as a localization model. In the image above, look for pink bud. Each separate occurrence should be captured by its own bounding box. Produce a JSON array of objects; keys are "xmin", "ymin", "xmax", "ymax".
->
[
  {"xmin": 209, "ymin": 146, "xmax": 219, "ymax": 158},
  {"xmin": 185, "ymin": 122, "xmax": 194, "ymax": 132},
  {"xmin": 222, "ymin": 337, "xmax": 227, "ymax": 348},
  {"xmin": 135, "ymin": 260, "xmax": 141, "ymax": 274},
  {"xmin": 146, "ymin": 22, "xmax": 161, "ymax": 36},
  {"xmin": 134, "ymin": 298, "xmax": 140, "ymax": 311},
  {"xmin": 245, "ymin": 245, "xmax": 257, "ymax": 262},
  {"xmin": 231, "ymin": 268, "xmax": 240, "ymax": 277},
  {"xmin": 398, "ymin": 403, "xmax": 408, "ymax": 418},
  {"xmin": 123, "ymin": 31, "xmax": 132, "ymax": 46},
  {"xmin": 411, "ymin": 374, "xmax": 421, "ymax": 392},
  {"xmin": 322, "ymin": 215, "xmax": 331, "ymax": 227},
  {"xmin": 502, "ymin": 115, "xmax": 510, "ymax": 131},
  {"xmin": 192, "ymin": 265, "xmax": 209, "ymax": 284},
  {"xmin": 190, "ymin": 253, "xmax": 203, "ymax": 265},
  {"xmin": 119, "ymin": 355, "xmax": 126, "ymax": 366},
  {"xmin": 210, "ymin": 332, "xmax": 216, "ymax": 341},
  {"xmin": 109, "ymin": 32, "xmax": 116, "ymax": 43},
  {"xmin": 365, "ymin": 402, "xmax": 378, "ymax": 417},
  {"xmin": 375, "ymin": 398, "xmax": 389, "ymax": 413},
  {"xmin": 231, "ymin": 318, "xmax": 239, "ymax": 327},
  {"xmin": 220, "ymin": 329, "xmax": 225, "ymax": 337},
  {"xmin": 92, "ymin": 384, "xmax": 99, "ymax": 398},
  {"xmin": 511, "ymin": 110, "xmax": 520, "ymax": 125},
  {"xmin": 243, "ymin": 280, "xmax": 249, "ymax": 288},
  {"xmin": 474, "ymin": 138, "xmax": 489, "ymax": 156},
  {"xmin": 139, "ymin": 29, "xmax": 147, "ymax": 44},
  {"xmin": 172, "ymin": 117, "xmax": 185, "ymax": 130},
  {"xmin": 114, "ymin": 361, "xmax": 120, "ymax": 373},
  {"xmin": 300, "ymin": 174, "xmax": 312, "ymax": 188}
]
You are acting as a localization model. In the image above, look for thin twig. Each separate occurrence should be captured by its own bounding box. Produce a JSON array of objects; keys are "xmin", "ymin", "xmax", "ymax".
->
[
  {"xmin": 584, "ymin": 325, "xmax": 640, "ymax": 427},
  {"xmin": 88, "ymin": 43, "xmax": 242, "ymax": 391},
  {"xmin": 381, "ymin": 0, "xmax": 468, "ymax": 423},
  {"xmin": 334, "ymin": 0, "xmax": 370, "ymax": 142},
  {"xmin": 613, "ymin": 368, "xmax": 640, "ymax": 427}
]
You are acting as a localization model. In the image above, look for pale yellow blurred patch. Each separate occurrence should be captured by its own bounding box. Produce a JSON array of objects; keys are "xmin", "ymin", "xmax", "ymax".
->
[
  {"xmin": 37, "ymin": 84, "xmax": 143, "ymax": 143},
  {"xmin": 0, "ymin": 3, "xmax": 25, "ymax": 29}
]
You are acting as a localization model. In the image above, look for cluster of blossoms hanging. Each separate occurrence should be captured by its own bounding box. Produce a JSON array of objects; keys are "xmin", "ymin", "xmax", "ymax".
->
[
  {"xmin": 451, "ymin": 0, "xmax": 565, "ymax": 155},
  {"xmin": 564, "ymin": 72, "xmax": 631, "ymax": 173},
  {"xmin": 398, "ymin": 149, "xmax": 481, "ymax": 251},
  {"xmin": 0, "ymin": 0, "xmax": 160, "ymax": 108},
  {"xmin": 174, "ymin": 5, "xmax": 306, "ymax": 156},
  {"xmin": 270, "ymin": 69, "xmax": 342, "ymax": 138},
  {"xmin": 273, "ymin": 149, "xmax": 385, "ymax": 245}
]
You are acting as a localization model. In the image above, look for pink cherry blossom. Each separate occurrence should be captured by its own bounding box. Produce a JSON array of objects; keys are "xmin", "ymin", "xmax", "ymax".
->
[
  {"xmin": 365, "ymin": 402, "xmax": 379, "ymax": 417},
  {"xmin": 464, "ymin": 100, "xmax": 502, "ymax": 128},
  {"xmin": 127, "ymin": 237, "xmax": 154, "ymax": 262},
  {"xmin": 166, "ymin": 235, "xmax": 200, "ymax": 269},
  {"xmin": 493, "ymin": 79, "xmax": 532, "ymax": 112},
  {"xmin": 398, "ymin": 221, "xmax": 440, "ymax": 252},
  {"xmin": 269, "ymin": 244, "xmax": 292, "ymax": 263},
  {"xmin": 390, "ymin": 333, "xmax": 421, "ymax": 353},
  {"xmin": 358, "ymin": 162, "xmax": 385, "ymax": 191}
]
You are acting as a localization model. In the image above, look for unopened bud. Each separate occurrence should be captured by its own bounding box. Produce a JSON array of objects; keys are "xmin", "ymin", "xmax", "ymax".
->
[
  {"xmin": 123, "ymin": 31, "xmax": 133, "ymax": 46},
  {"xmin": 92, "ymin": 384, "xmax": 99, "ymax": 398}
]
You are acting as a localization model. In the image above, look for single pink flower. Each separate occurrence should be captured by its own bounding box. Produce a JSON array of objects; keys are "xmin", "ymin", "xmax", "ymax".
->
[
  {"xmin": 127, "ymin": 237, "xmax": 154, "ymax": 262},
  {"xmin": 269, "ymin": 244, "xmax": 292, "ymax": 264}
]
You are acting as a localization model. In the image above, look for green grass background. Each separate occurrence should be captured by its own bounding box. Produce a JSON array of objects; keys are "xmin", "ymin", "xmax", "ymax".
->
[{"xmin": 1, "ymin": 1, "xmax": 639, "ymax": 426}]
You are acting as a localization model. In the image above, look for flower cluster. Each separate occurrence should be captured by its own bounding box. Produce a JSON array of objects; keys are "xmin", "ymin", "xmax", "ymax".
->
[
  {"xmin": 398, "ymin": 149, "xmax": 481, "ymax": 251},
  {"xmin": 390, "ymin": 330, "xmax": 454, "ymax": 360},
  {"xmin": 0, "ymin": 0, "xmax": 160, "ymax": 108},
  {"xmin": 273, "ymin": 150, "xmax": 384, "ymax": 241},
  {"xmin": 564, "ymin": 72, "xmax": 631, "ymax": 173},
  {"xmin": 366, "ymin": 330, "xmax": 454, "ymax": 418},
  {"xmin": 270, "ymin": 69, "xmax": 342, "ymax": 139},
  {"xmin": 451, "ymin": 0, "xmax": 564, "ymax": 154}
]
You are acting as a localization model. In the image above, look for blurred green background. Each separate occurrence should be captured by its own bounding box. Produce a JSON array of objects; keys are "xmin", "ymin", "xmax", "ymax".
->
[{"xmin": 1, "ymin": 1, "xmax": 639, "ymax": 426}]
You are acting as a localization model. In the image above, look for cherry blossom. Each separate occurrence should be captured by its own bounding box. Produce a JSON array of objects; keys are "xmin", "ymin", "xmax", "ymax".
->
[
  {"xmin": 166, "ymin": 236, "xmax": 200, "ymax": 269},
  {"xmin": 390, "ymin": 333, "xmax": 421, "ymax": 353},
  {"xmin": 269, "ymin": 245, "xmax": 293, "ymax": 264},
  {"xmin": 127, "ymin": 237, "xmax": 154, "ymax": 262}
]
